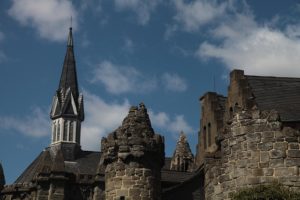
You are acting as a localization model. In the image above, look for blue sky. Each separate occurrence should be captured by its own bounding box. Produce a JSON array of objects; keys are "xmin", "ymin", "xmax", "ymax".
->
[{"xmin": 1, "ymin": 0, "xmax": 300, "ymax": 184}]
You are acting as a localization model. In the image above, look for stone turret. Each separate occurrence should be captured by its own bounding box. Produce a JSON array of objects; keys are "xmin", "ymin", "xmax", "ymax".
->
[
  {"xmin": 0, "ymin": 162, "xmax": 5, "ymax": 191},
  {"xmin": 100, "ymin": 103, "xmax": 165, "ymax": 200},
  {"xmin": 170, "ymin": 131, "xmax": 195, "ymax": 172}
]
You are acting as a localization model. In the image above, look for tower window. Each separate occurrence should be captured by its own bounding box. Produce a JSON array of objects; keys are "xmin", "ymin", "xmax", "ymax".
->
[
  {"xmin": 63, "ymin": 120, "xmax": 68, "ymax": 141},
  {"xmin": 208, "ymin": 123, "xmax": 211, "ymax": 146},
  {"xmin": 52, "ymin": 122, "xmax": 56, "ymax": 142},
  {"xmin": 57, "ymin": 121, "xmax": 60, "ymax": 141},
  {"xmin": 69, "ymin": 121, "xmax": 74, "ymax": 141},
  {"xmin": 120, "ymin": 196, "xmax": 125, "ymax": 200}
]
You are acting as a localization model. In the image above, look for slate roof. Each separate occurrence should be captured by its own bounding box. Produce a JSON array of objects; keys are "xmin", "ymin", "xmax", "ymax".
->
[
  {"xmin": 59, "ymin": 27, "xmax": 79, "ymax": 98},
  {"xmin": 15, "ymin": 148, "xmax": 194, "ymax": 187},
  {"xmin": 246, "ymin": 75, "xmax": 300, "ymax": 122}
]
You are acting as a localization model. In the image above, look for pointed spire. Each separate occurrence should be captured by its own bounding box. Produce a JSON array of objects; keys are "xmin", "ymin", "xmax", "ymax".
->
[
  {"xmin": 59, "ymin": 27, "xmax": 79, "ymax": 98},
  {"xmin": 170, "ymin": 131, "xmax": 194, "ymax": 172}
]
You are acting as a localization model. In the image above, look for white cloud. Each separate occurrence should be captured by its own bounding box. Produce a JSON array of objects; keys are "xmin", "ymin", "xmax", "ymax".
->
[
  {"xmin": 149, "ymin": 110, "xmax": 194, "ymax": 139},
  {"xmin": 8, "ymin": 0, "xmax": 78, "ymax": 41},
  {"xmin": 81, "ymin": 91, "xmax": 130, "ymax": 150},
  {"xmin": 197, "ymin": 12, "xmax": 300, "ymax": 77},
  {"xmin": 81, "ymin": 91, "xmax": 194, "ymax": 150},
  {"xmin": 0, "ymin": 107, "xmax": 49, "ymax": 137},
  {"xmin": 162, "ymin": 73, "xmax": 187, "ymax": 92},
  {"xmin": 173, "ymin": 0, "xmax": 228, "ymax": 31},
  {"xmin": 90, "ymin": 61, "xmax": 157, "ymax": 94},
  {"xmin": 114, "ymin": 0, "xmax": 160, "ymax": 25}
]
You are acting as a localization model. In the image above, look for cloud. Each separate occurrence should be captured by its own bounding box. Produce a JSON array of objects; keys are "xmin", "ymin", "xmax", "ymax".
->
[
  {"xmin": 114, "ymin": 0, "xmax": 161, "ymax": 25},
  {"xmin": 197, "ymin": 11, "xmax": 300, "ymax": 77},
  {"xmin": 81, "ymin": 91, "xmax": 130, "ymax": 150},
  {"xmin": 0, "ymin": 107, "xmax": 49, "ymax": 137},
  {"xmin": 90, "ymin": 61, "xmax": 157, "ymax": 94},
  {"xmin": 149, "ymin": 110, "xmax": 194, "ymax": 139},
  {"xmin": 8, "ymin": 0, "xmax": 78, "ymax": 41},
  {"xmin": 81, "ymin": 91, "xmax": 194, "ymax": 150},
  {"xmin": 162, "ymin": 73, "xmax": 187, "ymax": 92},
  {"xmin": 173, "ymin": 0, "xmax": 228, "ymax": 31}
]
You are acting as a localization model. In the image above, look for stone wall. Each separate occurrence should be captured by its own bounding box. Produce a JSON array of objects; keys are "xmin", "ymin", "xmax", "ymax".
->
[{"xmin": 205, "ymin": 108, "xmax": 300, "ymax": 199}]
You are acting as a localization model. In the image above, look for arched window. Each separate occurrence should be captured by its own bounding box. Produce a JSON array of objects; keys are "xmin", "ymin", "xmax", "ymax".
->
[
  {"xmin": 203, "ymin": 126, "xmax": 207, "ymax": 149},
  {"xmin": 69, "ymin": 121, "xmax": 74, "ymax": 141},
  {"xmin": 52, "ymin": 122, "xmax": 56, "ymax": 142},
  {"xmin": 208, "ymin": 123, "xmax": 211, "ymax": 146},
  {"xmin": 57, "ymin": 121, "xmax": 60, "ymax": 141},
  {"xmin": 63, "ymin": 120, "xmax": 68, "ymax": 141}
]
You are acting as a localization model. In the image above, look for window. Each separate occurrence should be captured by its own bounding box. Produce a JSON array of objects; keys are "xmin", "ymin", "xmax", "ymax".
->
[
  {"xmin": 208, "ymin": 123, "xmax": 211, "ymax": 146},
  {"xmin": 57, "ymin": 121, "xmax": 60, "ymax": 141},
  {"xmin": 69, "ymin": 121, "xmax": 74, "ymax": 141},
  {"xmin": 203, "ymin": 126, "xmax": 207, "ymax": 149},
  {"xmin": 63, "ymin": 121, "xmax": 68, "ymax": 141},
  {"xmin": 52, "ymin": 122, "xmax": 56, "ymax": 142},
  {"xmin": 229, "ymin": 107, "xmax": 233, "ymax": 118},
  {"xmin": 120, "ymin": 196, "xmax": 125, "ymax": 200}
]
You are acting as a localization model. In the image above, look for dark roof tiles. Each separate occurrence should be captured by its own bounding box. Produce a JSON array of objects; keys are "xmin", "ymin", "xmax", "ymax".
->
[{"xmin": 246, "ymin": 75, "xmax": 300, "ymax": 121}]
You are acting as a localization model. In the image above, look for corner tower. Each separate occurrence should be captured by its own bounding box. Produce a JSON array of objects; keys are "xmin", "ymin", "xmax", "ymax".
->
[
  {"xmin": 50, "ymin": 28, "xmax": 84, "ymax": 158},
  {"xmin": 100, "ymin": 103, "xmax": 165, "ymax": 200}
]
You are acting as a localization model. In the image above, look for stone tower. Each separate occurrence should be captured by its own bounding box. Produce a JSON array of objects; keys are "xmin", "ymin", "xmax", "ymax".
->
[
  {"xmin": 50, "ymin": 27, "xmax": 84, "ymax": 160},
  {"xmin": 100, "ymin": 103, "xmax": 165, "ymax": 200},
  {"xmin": 170, "ymin": 131, "xmax": 194, "ymax": 172}
]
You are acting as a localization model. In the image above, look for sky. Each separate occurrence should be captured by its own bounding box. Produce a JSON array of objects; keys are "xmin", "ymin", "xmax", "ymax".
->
[{"xmin": 1, "ymin": 0, "xmax": 300, "ymax": 184}]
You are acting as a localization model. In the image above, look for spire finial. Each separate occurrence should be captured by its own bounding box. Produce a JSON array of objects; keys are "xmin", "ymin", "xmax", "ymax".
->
[{"xmin": 67, "ymin": 25, "xmax": 73, "ymax": 47}]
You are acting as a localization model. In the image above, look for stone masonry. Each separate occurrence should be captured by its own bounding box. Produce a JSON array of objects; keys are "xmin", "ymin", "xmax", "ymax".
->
[
  {"xmin": 100, "ymin": 103, "xmax": 165, "ymax": 200},
  {"xmin": 204, "ymin": 108, "xmax": 300, "ymax": 199}
]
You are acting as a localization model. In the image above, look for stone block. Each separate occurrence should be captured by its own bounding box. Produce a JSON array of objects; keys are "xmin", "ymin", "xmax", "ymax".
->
[
  {"xmin": 247, "ymin": 132, "xmax": 261, "ymax": 142},
  {"xmin": 116, "ymin": 189, "xmax": 128, "ymax": 197},
  {"xmin": 252, "ymin": 168, "xmax": 263, "ymax": 176},
  {"xmin": 269, "ymin": 158, "xmax": 284, "ymax": 167},
  {"xmin": 258, "ymin": 142, "xmax": 273, "ymax": 151},
  {"xmin": 289, "ymin": 143, "xmax": 299, "ymax": 150},
  {"xmin": 247, "ymin": 177, "xmax": 260, "ymax": 185},
  {"xmin": 269, "ymin": 149, "xmax": 286, "ymax": 159},
  {"xmin": 274, "ymin": 167, "xmax": 294, "ymax": 176},
  {"xmin": 260, "ymin": 151, "xmax": 269, "ymax": 163},
  {"xmin": 286, "ymin": 137, "xmax": 298, "ymax": 143},
  {"xmin": 263, "ymin": 168, "xmax": 274, "ymax": 176},
  {"xmin": 274, "ymin": 142, "xmax": 288, "ymax": 151},
  {"xmin": 259, "ymin": 162, "xmax": 269, "ymax": 168},
  {"xmin": 286, "ymin": 158, "xmax": 300, "ymax": 167},
  {"xmin": 218, "ymin": 174, "xmax": 229, "ymax": 184},
  {"xmin": 288, "ymin": 150, "xmax": 300, "ymax": 158}
]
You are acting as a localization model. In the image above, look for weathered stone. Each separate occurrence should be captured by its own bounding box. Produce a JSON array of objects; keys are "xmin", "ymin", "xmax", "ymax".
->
[
  {"xmin": 258, "ymin": 142, "xmax": 273, "ymax": 151},
  {"xmin": 269, "ymin": 149, "xmax": 286, "ymax": 159},
  {"xmin": 288, "ymin": 150, "xmax": 300, "ymax": 158},
  {"xmin": 269, "ymin": 158, "xmax": 284, "ymax": 167},
  {"xmin": 289, "ymin": 143, "xmax": 299, "ymax": 150}
]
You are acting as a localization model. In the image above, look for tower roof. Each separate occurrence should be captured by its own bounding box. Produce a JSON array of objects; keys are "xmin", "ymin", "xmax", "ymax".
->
[{"xmin": 59, "ymin": 27, "xmax": 79, "ymax": 98}]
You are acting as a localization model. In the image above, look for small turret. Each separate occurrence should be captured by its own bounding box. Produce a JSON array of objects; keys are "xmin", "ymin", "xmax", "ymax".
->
[
  {"xmin": 100, "ymin": 103, "xmax": 165, "ymax": 200},
  {"xmin": 170, "ymin": 131, "xmax": 195, "ymax": 172},
  {"xmin": 0, "ymin": 162, "xmax": 5, "ymax": 190}
]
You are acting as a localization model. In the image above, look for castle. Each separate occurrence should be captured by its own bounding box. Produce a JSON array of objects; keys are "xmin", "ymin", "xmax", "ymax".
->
[{"xmin": 1, "ymin": 28, "xmax": 300, "ymax": 200}]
